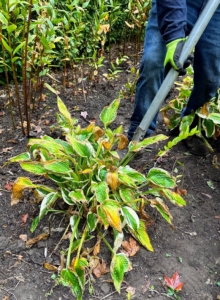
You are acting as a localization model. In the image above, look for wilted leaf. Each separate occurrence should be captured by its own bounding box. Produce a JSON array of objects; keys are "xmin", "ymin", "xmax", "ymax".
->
[
  {"xmin": 121, "ymin": 237, "xmax": 140, "ymax": 257},
  {"xmin": 26, "ymin": 232, "xmax": 49, "ymax": 248},
  {"xmin": 93, "ymin": 259, "xmax": 109, "ymax": 278},
  {"xmin": 43, "ymin": 262, "xmax": 58, "ymax": 272},
  {"xmin": 117, "ymin": 134, "xmax": 129, "ymax": 150},
  {"xmin": 20, "ymin": 213, "xmax": 28, "ymax": 225},
  {"xmin": 2, "ymin": 147, "xmax": 13, "ymax": 153},
  {"xmin": 101, "ymin": 200, "xmax": 122, "ymax": 232},
  {"xmin": 174, "ymin": 187, "xmax": 187, "ymax": 196},
  {"xmin": 106, "ymin": 169, "xmax": 118, "ymax": 191},
  {"xmin": 164, "ymin": 271, "xmax": 184, "ymax": 292},
  {"xmin": 4, "ymin": 182, "xmax": 14, "ymax": 191}
]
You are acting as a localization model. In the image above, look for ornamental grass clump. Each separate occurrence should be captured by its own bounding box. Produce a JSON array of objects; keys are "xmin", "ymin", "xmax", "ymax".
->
[{"xmin": 7, "ymin": 97, "xmax": 186, "ymax": 299}]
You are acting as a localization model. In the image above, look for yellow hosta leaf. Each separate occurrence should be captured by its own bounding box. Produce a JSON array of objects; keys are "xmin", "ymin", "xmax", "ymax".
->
[
  {"xmin": 161, "ymin": 111, "xmax": 170, "ymax": 127},
  {"xmin": 78, "ymin": 168, "xmax": 92, "ymax": 174},
  {"xmin": 11, "ymin": 177, "xmax": 35, "ymax": 205},
  {"xmin": 43, "ymin": 262, "xmax": 58, "ymax": 272},
  {"xmin": 117, "ymin": 134, "xmax": 129, "ymax": 150},
  {"xmin": 201, "ymin": 103, "xmax": 209, "ymax": 116},
  {"xmin": 101, "ymin": 201, "xmax": 122, "ymax": 232},
  {"xmin": 106, "ymin": 169, "xmax": 119, "ymax": 191},
  {"xmin": 102, "ymin": 140, "xmax": 111, "ymax": 150},
  {"xmin": 131, "ymin": 220, "xmax": 154, "ymax": 252}
]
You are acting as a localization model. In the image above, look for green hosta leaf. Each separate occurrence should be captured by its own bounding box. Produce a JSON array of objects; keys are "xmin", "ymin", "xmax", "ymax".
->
[
  {"xmin": 44, "ymin": 160, "xmax": 71, "ymax": 173},
  {"xmin": 61, "ymin": 187, "xmax": 74, "ymax": 205},
  {"xmin": 161, "ymin": 189, "xmax": 186, "ymax": 206},
  {"xmin": 121, "ymin": 206, "xmax": 139, "ymax": 231},
  {"xmin": 118, "ymin": 166, "xmax": 146, "ymax": 184},
  {"xmin": 67, "ymin": 135, "xmax": 92, "ymax": 158},
  {"xmin": 39, "ymin": 192, "xmax": 58, "ymax": 220},
  {"xmin": 47, "ymin": 174, "xmax": 68, "ymax": 183},
  {"xmin": 118, "ymin": 173, "xmax": 137, "ymax": 188},
  {"xmin": 61, "ymin": 269, "xmax": 82, "ymax": 300},
  {"xmin": 202, "ymin": 118, "xmax": 215, "ymax": 138},
  {"xmin": 57, "ymin": 96, "xmax": 74, "ymax": 127},
  {"xmin": 20, "ymin": 162, "xmax": 46, "ymax": 175},
  {"xmin": 28, "ymin": 138, "xmax": 64, "ymax": 155},
  {"xmin": 70, "ymin": 215, "xmax": 80, "ymax": 239},
  {"xmin": 110, "ymin": 253, "xmax": 130, "ymax": 292},
  {"xmin": 73, "ymin": 257, "xmax": 88, "ymax": 288},
  {"xmin": 91, "ymin": 181, "xmax": 108, "ymax": 203},
  {"xmin": 119, "ymin": 188, "xmax": 138, "ymax": 210},
  {"xmin": 128, "ymin": 134, "xmax": 168, "ymax": 152},
  {"xmin": 180, "ymin": 114, "xmax": 195, "ymax": 131},
  {"xmin": 100, "ymin": 98, "xmax": 120, "ymax": 127},
  {"xmin": 207, "ymin": 113, "xmax": 220, "ymax": 124},
  {"xmin": 130, "ymin": 219, "xmax": 154, "ymax": 252},
  {"xmin": 55, "ymin": 139, "xmax": 75, "ymax": 155},
  {"xmin": 30, "ymin": 216, "xmax": 40, "ymax": 233},
  {"xmin": 87, "ymin": 213, "xmax": 97, "ymax": 232},
  {"xmin": 8, "ymin": 152, "xmax": 30, "ymax": 163},
  {"xmin": 147, "ymin": 168, "xmax": 176, "ymax": 188},
  {"xmin": 69, "ymin": 189, "xmax": 87, "ymax": 203},
  {"xmin": 101, "ymin": 200, "xmax": 122, "ymax": 232},
  {"xmin": 0, "ymin": 12, "xmax": 8, "ymax": 25}
]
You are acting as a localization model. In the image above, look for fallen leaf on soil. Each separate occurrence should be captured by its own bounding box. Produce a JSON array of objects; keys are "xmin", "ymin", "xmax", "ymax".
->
[
  {"xmin": 93, "ymin": 236, "xmax": 101, "ymax": 256},
  {"xmin": 7, "ymin": 139, "xmax": 18, "ymax": 144},
  {"xmin": 126, "ymin": 286, "xmax": 136, "ymax": 296},
  {"xmin": 19, "ymin": 234, "xmax": 28, "ymax": 242},
  {"xmin": 63, "ymin": 232, "xmax": 72, "ymax": 240},
  {"xmin": 43, "ymin": 262, "xmax": 58, "ymax": 272},
  {"xmin": 0, "ymin": 129, "xmax": 2, "ymax": 134},
  {"xmin": 1, "ymin": 147, "xmax": 13, "ymax": 153},
  {"xmin": 2, "ymin": 295, "xmax": 9, "ymax": 300},
  {"xmin": 4, "ymin": 182, "xmax": 14, "ymax": 191},
  {"xmin": 26, "ymin": 232, "xmax": 49, "ymax": 248},
  {"xmin": 141, "ymin": 278, "xmax": 151, "ymax": 294},
  {"xmin": 81, "ymin": 111, "xmax": 88, "ymax": 118},
  {"xmin": 89, "ymin": 256, "xmax": 99, "ymax": 271},
  {"xmin": 92, "ymin": 259, "xmax": 109, "ymax": 278},
  {"xmin": 44, "ymin": 120, "xmax": 50, "ymax": 125},
  {"xmin": 217, "ymin": 295, "xmax": 220, "ymax": 300},
  {"xmin": 164, "ymin": 271, "xmax": 184, "ymax": 291},
  {"xmin": 121, "ymin": 237, "xmax": 140, "ymax": 257},
  {"xmin": 184, "ymin": 231, "xmax": 197, "ymax": 236},
  {"xmin": 0, "ymin": 111, "xmax": 5, "ymax": 116},
  {"xmin": 33, "ymin": 125, "xmax": 42, "ymax": 133},
  {"xmin": 174, "ymin": 186, "xmax": 187, "ymax": 196},
  {"xmin": 20, "ymin": 213, "xmax": 28, "ymax": 225}
]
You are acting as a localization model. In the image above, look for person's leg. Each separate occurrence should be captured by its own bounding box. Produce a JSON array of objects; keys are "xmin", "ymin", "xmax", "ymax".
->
[
  {"xmin": 184, "ymin": 0, "xmax": 220, "ymax": 115},
  {"xmin": 127, "ymin": 0, "xmax": 166, "ymax": 141}
]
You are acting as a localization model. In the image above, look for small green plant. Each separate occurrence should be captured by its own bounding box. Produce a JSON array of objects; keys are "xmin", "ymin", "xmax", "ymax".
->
[{"xmin": 8, "ymin": 97, "xmax": 186, "ymax": 299}]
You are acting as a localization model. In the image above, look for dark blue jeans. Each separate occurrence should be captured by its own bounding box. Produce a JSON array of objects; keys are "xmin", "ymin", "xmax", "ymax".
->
[{"xmin": 127, "ymin": 0, "xmax": 220, "ymax": 141}]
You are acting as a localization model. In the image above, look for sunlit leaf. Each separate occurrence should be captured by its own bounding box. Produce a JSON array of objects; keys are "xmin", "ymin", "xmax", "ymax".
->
[
  {"xmin": 121, "ymin": 206, "xmax": 139, "ymax": 231},
  {"xmin": 147, "ymin": 168, "xmax": 176, "ymax": 188},
  {"xmin": 101, "ymin": 200, "xmax": 121, "ymax": 232},
  {"xmin": 130, "ymin": 220, "xmax": 154, "ymax": 252}
]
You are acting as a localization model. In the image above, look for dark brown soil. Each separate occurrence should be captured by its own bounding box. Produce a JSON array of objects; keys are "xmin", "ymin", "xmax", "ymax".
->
[{"xmin": 0, "ymin": 57, "xmax": 220, "ymax": 300}]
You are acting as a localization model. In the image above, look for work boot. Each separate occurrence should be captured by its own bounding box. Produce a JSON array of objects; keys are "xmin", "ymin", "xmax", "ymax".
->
[{"xmin": 184, "ymin": 136, "xmax": 209, "ymax": 156}]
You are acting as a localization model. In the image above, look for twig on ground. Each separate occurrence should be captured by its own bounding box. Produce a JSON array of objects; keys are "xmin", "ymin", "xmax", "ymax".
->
[
  {"xmin": 99, "ymin": 286, "xmax": 127, "ymax": 300},
  {"xmin": 0, "ymin": 286, "xmax": 18, "ymax": 300}
]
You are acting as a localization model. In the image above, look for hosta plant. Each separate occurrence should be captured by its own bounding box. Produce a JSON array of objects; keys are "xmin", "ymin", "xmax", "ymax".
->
[{"xmin": 7, "ymin": 97, "xmax": 186, "ymax": 299}]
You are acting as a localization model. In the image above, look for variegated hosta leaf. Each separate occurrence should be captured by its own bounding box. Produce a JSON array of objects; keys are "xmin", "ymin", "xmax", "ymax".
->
[
  {"xmin": 69, "ymin": 189, "xmax": 87, "ymax": 203},
  {"xmin": 113, "ymin": 229, "xmax": 124, "ymax": 253},
  {"xmin": 119, "ymin": 188, "xmax": 138, "ymax": 210},
  {"xmin": 91, "ymin": 181, "xmax": 109, "ymax": 203},
  {"xmin": 20, "ymin": 162, "xmax": 46, "ymax": 175},
  {"xmin": 207, "ymin": 113, "xmax": 220, "ymax": 125},
  {"xmin": 113, "ymin": 125, "xmax": 123, "ymax": 134},
  {"xmin": 7, "ymin": 152, "xmax": 31, "ymax": 163},
  {"xmin": 118, "ymin": 172, "xmax": 137, "ymax": 188},
  {"xmin": 202, "ymin": 119, "xmax": 215, "ymax": 138},
  {"xmin": 39, "ymin": 192, "xmax": 58, "ymax": 220},
  {"xmin": 118, "ymin": 165, "xmax": 146, "ymax": 184},
  {"xmin": 106, "ymin": 169, "xmax": 118, "ymax": 191},
  {"xmin": 43, "ymin": 160, "xmax": 72, "ymax": 173},
  {"xmin": 61, "ymin": 187, "xmax": 74, "ymax": 205},
  {"xmin": 150, "ymin": 197, "xmax": 173, "ymax": 226},
  {"xmin": 76, "ymin": 123, "xmax": 95, "ymax": 141},
  {"xmin": 130, "ymin": 219, "xmax": 154, "ymax": 252},
  {"xmin": 179, "ymin": 114, "xmax": 195, "ymax": 132},
  {"xmin": 11, "ymin": 177, "xmax": 36, "ymax": 205},
  {"xmin": 147, "ymin": 168, "xmax": 176, "ymax": 188},
  {"xmin": 66, "ymin": 135, "xmax": 93, "ymax": 158},
  {"xmin": 28, "ymin": 137, "xmax": 65, "ymax": 155},
  {"xmin": 87, "ymin": 212, "xmax": 97, "ymax": 232},
  {"xmin": 57, "ymin": 96, "xmax": 74, "ymax": 127},
  {"xmin": 72, "ymin": 257, "xmax": 88, "ymax": 288},
  {"xmin": 100, "ymin": 98, "xmax": 120, "ymax": 127},
  {"xmin": 55, "ymin": 139, "xmax": 75, "ymax": 155},
  {"xmin": 110, "ymin": 253, "xmax": 130, "ymax": 293},
  {"xmin": 128, "ymin": 134, "xmax": 168, "ymax": 152},
  {"xmin": 161, "ymin": 189, "xmax": 186, "ymax": 206},
  {"xmin": 61, "ymin": 269, "xmax": 83, "ymax": 300},
  {"xmin": 101, "ymin": 200, "xmax": 122, "ymax": 232},
  {"xmin": 97, "ymin": 206, "xmax": 109, "ymax": 229},
  {"xmin": 121, "ymin": 206, "xmax": 140, "ymax": 231}
]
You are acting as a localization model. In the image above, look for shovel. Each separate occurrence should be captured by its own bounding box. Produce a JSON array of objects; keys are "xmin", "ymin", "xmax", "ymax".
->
[{"xmin": 132, "ymin": 0, "xmax": 220, "ymax": 142}]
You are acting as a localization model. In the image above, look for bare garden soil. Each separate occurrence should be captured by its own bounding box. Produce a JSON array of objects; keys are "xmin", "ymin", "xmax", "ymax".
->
[{"xmin": 0, "ymin": 54, "xmax": 219, "ymax": 300}]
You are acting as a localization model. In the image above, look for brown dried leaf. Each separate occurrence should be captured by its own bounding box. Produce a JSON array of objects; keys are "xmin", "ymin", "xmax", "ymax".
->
[
  {"xmin": 7, "ymin": 139, "xmax": 18, "ymax": 144},
  {"xmin": 0, "ymin": 111, "xmax": 5, "ymax": 116},
  {"xmin": 20, "ymin": 213, "xmax": 28, "ymax": 225},
  {"xmin": 106, "ymin": 169, "xmax": 118, "ymax": 191},
  {"xmin": 174, "ymin": 186, "xmax": 187, "ymax": 196},
  {"xmin": 126, "ymin": 286, "xmax": 136, "ymax": 296},
  {"xmin": 121, "ymin": 237, "xmax": 140, "ymax": 257},
  {"xmin": 26, "ymin": 233, "xmax": 49, "ymax": 248},
  {"xmin": 4, "ymin": 182, "xmax": 14, "ymax": 191},
  {"xmin": 1, "ymin": 147, "xmax": 13, "ymax": 153},
  {"xmin": 117, "ymin": 134, "xmax": 129, "ymax": 150},
  {"xmin": 93, "ymin": 236, "xmax": 101, "ymax": 256},
  {"xmin": 2, "ymin": 295, "xmax": 9, "ymax": 300},
  {"xmin": 43, "ymin": 262, "xmax": 58, "ymax": 272},
  {"xmin": 93, "ymin": 259, "xmax": 109, "ymax": 278},
  {"xmin": 89, "ymin": 256, "xmax": 99, "ymax": 272}
]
